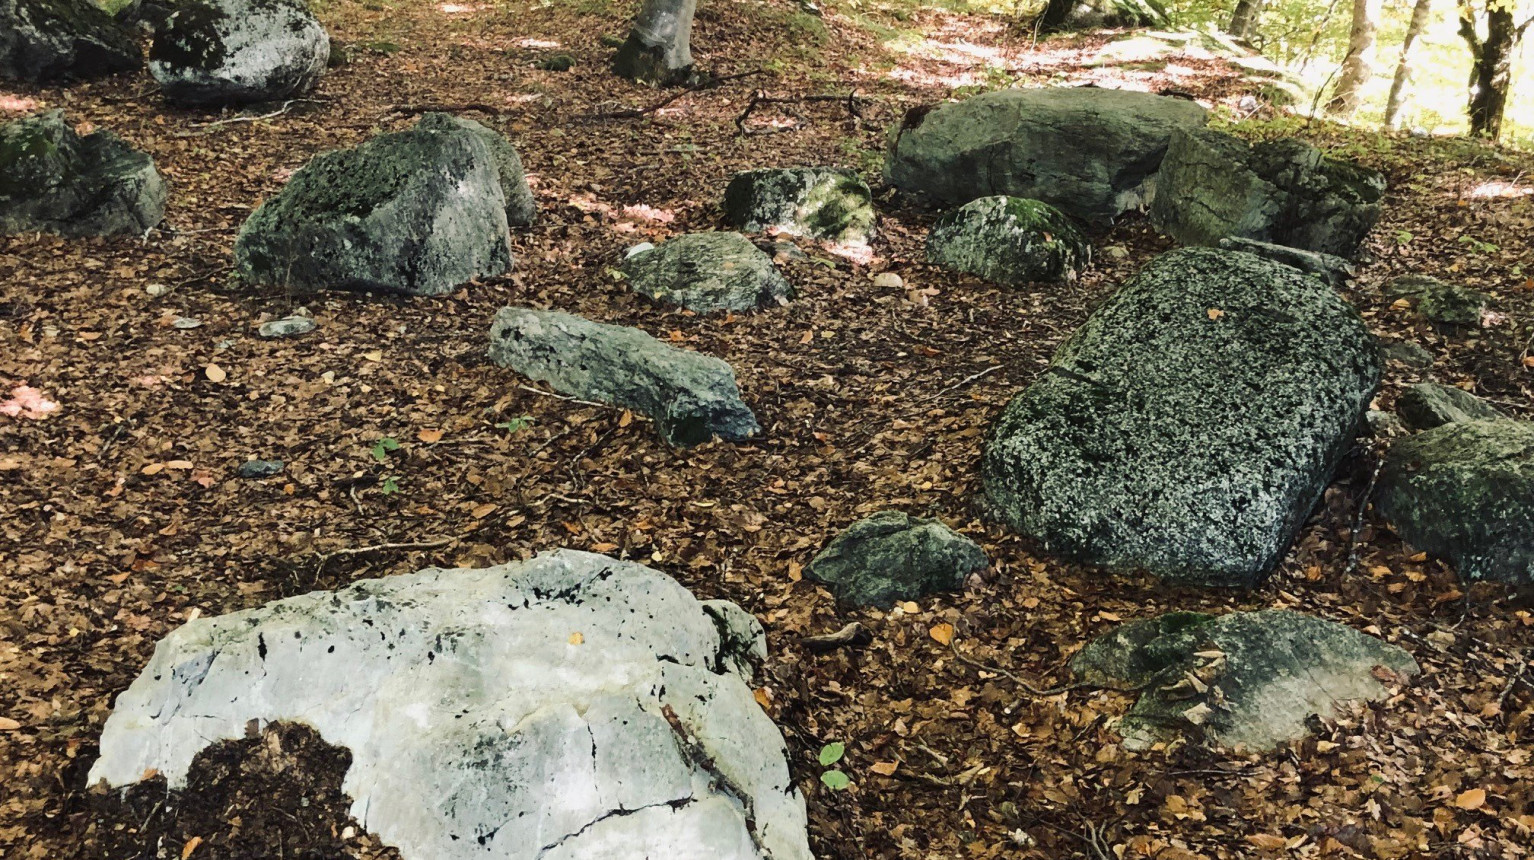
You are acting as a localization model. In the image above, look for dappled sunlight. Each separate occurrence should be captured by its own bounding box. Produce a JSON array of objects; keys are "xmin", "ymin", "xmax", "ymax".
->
[
  {"xmin": 0, "ymin": 93, "xmax": 40, "ymax": 113},
  {"xmin": 0, "ymin": 384, "xmax": 59, "ymax": 420},
  {"xmin": 436, "ymin": 1, "xmax": 486, "ymax": 13},
  {"xmin": 1466, "ymin": 179, "xmax": 1534, "ymax": 199},
  {"xmin": 885, "ymin": 64, "xmax": 985, "ymax": 89},
  {"xmin": 516, "ymin": 38, "xmax": 563, "ymax": 48}
]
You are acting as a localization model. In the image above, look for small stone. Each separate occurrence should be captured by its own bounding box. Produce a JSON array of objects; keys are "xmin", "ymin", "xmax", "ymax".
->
[
  {"xmin": 172, "ymin": 316, "xmax": 201, "ymax": 329},
  {"xmin": 805, "ymin": 511, "xmax": 987, "ymax": 608},
  {"xmin": 236, "ymin": 459, "xmax": 284, "ymax": 478},
  {"xmin": 258, "ymin": 316, "xmax": 316, "ymax": 338},
  {"xmin": 872, "ymin": 272, "xmax": 903, "ymax": 288},
  {"xmin": 1101, "ymin": 245, "xmax": 1130, "ymax": 262},
  {"xmin": 620, "ymin": 232, "xmax": 792, "ymax": 313},
  {"xmin": 723, "ymin": 167, "xmax": 876, "ymax": 245},
  {"xmin": 1385, "ymin": 275, "xmax": 1491, "ymax": 327},
  {"xmin": 1397, "ymin": 382, "xmax": 1502, "ymax": 431},
  {"xmin": 1380, "ymin": 339, "xmax": 1434, "ymax": 369},
  {"xmin": 145, "ymin": 283, "xmax": 170, "ymax": 297},
  {"xmin": 926, "ymin": 196, "xmax": 1091, "ymax": 285}
]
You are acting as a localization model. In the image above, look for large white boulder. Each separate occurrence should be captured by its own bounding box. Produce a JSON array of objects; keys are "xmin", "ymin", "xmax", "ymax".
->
[{"xmin": 90, "ymin": 550, "xmax": 811, "ymax": 860}]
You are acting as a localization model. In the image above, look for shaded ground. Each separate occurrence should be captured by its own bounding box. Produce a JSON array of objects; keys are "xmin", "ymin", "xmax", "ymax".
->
[{"xmin": 1, "ymin": 0, "xmax": 1532, "ymax": 858}]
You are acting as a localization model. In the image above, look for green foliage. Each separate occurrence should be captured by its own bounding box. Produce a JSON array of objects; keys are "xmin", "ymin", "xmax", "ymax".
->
[
  {"xmin": 820, "ymin": 769, "xmax": 852, "ymax": 790},
  {"xmin": 496, "ymin": 415, "xmax": 534, "ymax": 434},
  {"xmin": 818, "ymin": 742, "xmax": 846, "ymax": 765},
  {"xmin": 370, "ymin": 436, "xmax": 401, "ymax": 462},
  {"xmin": 380, "ymin": 476, "xmax": 401, "ymax": 494}
]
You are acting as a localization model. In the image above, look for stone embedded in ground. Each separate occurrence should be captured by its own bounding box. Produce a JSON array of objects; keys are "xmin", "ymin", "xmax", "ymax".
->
[
  {"xmin": 0, "ymin": 0, "xmax": 142, "ymax": 81},
  {"xmin": 723, "ymin": 167, "xmax": 876, "ymax": 244},
  {"xmin": 1365, "ymin": 409, "xmax": 1404, "ymax": 438},
  {"xmin": 1070, "ymin": 610, "xmax": 1419, "ymax": 750},
  {"xmin": 925, "ymin": 196, "xmax": 1091, "ymax": 285},
  {"xmin": 1217, "ymin": 237, "xmax": 1354, "ymax": 287},
  {"xmin": 1384, "ymin": 274, "xmax": 1490, "ymax": 326},
  {"xmin": 235, "ymin": 458, "xmax": 284, "ymax": 478},
  {"xmin": 488, "ymin": 308, "xmax": 760, "ymax": 447},
  {"xmin": 1376, "ymin": 420, "xmax": 1534, "ymax": 586},
  {"xmin": 884, "ymin": 87, "xmax": 1208, "ymax": 224},
  {"xmin": 1150, "ymin": 128, "xmax": 1385, "ymax": 258},
  {"xmin": 150, "ymin": 0, "xmax": 329, "ymax": 106},
  {"xmin": 234, "ymin": 115, "xmax": 513, "ymax": 296},
  {"xmin": 1397, "ymin": 382, "xmax": 1502, "ymax": 431},
  {"xmin": 805, "ymin": 511, "xmax": 987, "ymax": 608},
  {"xmin": 257, "ymin": 316, "xmax": 316, "ymax": 338},
  {"xmin": 981, "ymin": 248, "xmax": 1379, "ymax": 588},
  {"xmin": 413, "ymin": 112, "xmax": 537, "ymax": 227},
  {"xmin": 0, "ymin": 111, "xmax": 166, "ymax": 237},
  {"xmin": 611, "ymin": 0, "xmax": 696, "ymax": 85},
  {"xmin": 90, "ymin": 550, "xmax": 812, "ymax": 860},
  {"xmin": 1380, "ymin": 339, "xmax": 1435, "ymax": 369},
  {"xmin": 621, "ymin": 232, "xmax": 793, "ymax": 312}
]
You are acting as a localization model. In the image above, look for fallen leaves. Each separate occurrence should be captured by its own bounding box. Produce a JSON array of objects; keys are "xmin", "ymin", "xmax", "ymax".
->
[
  {"xmin": 1454, "ymin": 788, "xmax": 1487, "ymax": 810},
  {"xmin": 927, "ymin": 623, "xmax": 954, "ymax": 646},
  {"xmin": 204, "ymin": 364, "xmax": 227, "ymax": 383}
]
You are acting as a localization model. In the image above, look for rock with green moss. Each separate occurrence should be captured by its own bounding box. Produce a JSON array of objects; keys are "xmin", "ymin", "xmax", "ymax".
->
[
  {"xmin": 1384, "ymin": 274, "xmax": 1490, "ymax": 326},
  {"xmin": 926, "ymin": 196, "xmax": 1090, "ymax": 285},
  {"xmin": 234, "ymin": 117, "xmax": 513, "ymax": 296},
  {"xmin": 0, "ymin": 111, "xmax": 166, "ymax": 236},
  {"xmin": 885, "ymin": 87, "xmax": 1207, "ymax": 224},
  {"xmin": 1376, "ymin": 420, "xmax": 1534, "ymax": 585},
  {"xmin": 981, "ymin": 248, "xmax": 1379, "ymax": 588},
  {"xmin": 150, "ymin": 0, "xmax": 328, "ymax": 106},
  {"xmin": 1149, "ymin": 128, "xmax": 1385, "ymax": 258},
  {"xmin": 805, "ymin": 511, "xmax": 986, "ymax": 608},
  {"xmin": 621, "ymin": 232, "xmax": 791, "ymax": 312},
  {"xmin": 724, "ymin": 167, "xmax": 875, "ymax": 244},
  {"xmin": 1071, "ymin": 610, "xmax": 1418, "ymax": 750},
  {"xmin": 412, "ymin": 112, "xmax": 536, "ymax": 227},
  {"xmin": 1, "ymin": 0, "xmax": 142, "ymax": 80},
  {"xmin": 1397, "ymin": 382, "xmax": 1502, "ymax": 431}
]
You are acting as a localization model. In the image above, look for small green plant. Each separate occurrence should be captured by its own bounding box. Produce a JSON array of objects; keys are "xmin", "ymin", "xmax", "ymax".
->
[
  {"xmin": 380, "ymin": 476, "xmax": 400, "ymax": 495},
  {"xmin": 1394, "ymin": 229, "xmax": 1414, "ymax": 245},
  {"xmin": 1457, "ymin": 234, "xmax": 1500, "ymax": 255},
  {"xmin": 496, "ymin": 415, "xmax": 535, "ymax": 434},
  {"xmin": 370, "ymin": 436, "xmax": 401, "ymax": 463},
  {"xmin": 818, "ymin": 742, "xmax": 850, "ymax": 790}
]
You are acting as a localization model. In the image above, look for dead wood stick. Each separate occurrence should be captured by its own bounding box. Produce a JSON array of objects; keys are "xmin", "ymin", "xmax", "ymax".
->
[
  {"xmin": 949, "ymin": 637, "xmax": 1087, "ymax": 698},
  {"xmin": 583, "ymin": 69, "xmax": 766, "ymax": 121},
  {"xmin": 1340, "ymin": 450, "xmax": 1385, "ymax": 577},
  {"xmin": 312, "ymin": 536, "xmax": 455, "ymax": 577},
  {"xmin": 801, "ymin": 621, "xmax": 872, "ymax": 653},
  {"xmin": 735, "ymin": 88, "xmax": 866, "ymax": 135},
  {"xmin": 385, "ymin": 102, "xmax": 509, "ymax": 116}
]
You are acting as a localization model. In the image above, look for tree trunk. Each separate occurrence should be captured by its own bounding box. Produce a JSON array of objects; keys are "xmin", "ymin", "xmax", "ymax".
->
[
  {"xmin": 1458, "ymin": 2, "xmax": 1527, "ymax": 139},
  {"xmin": 1227, "ymin": 0, "xmax": 1267, "ymax": 40},
  {"xmin": 612, "ymin": 0, "xmax": 697, "ymax": 86},
  {"xmin": 1326, "ymin": 0, "xmax": 1381, "ymax": 116},
  {"xmin": 1384, "ymin": 0, "xmax": 1433, "ymax": 128}
]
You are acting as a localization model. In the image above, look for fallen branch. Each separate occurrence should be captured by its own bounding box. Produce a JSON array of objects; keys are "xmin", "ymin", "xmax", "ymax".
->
[
  {"xmin": 801, "ymin": 621, "xmax": 872, "ymax": 653},
  {"xmin": 177, "ymin": 99, "xmax": 326, "ymax": 136},
  {"xmin": 948, "ymin": 637, "xmax": 1088, "ymax": 699},
  {"xmin": 1340, "ymin": 450, "xmax": 1385, "ymax": 578},
  {"xmin": 385, "ymin": 102, "xmax": 510, "ymax": 116},
  {"xmin": 735, "ymin": 89, "xmax": 866, "ymax": 135},
  {"xmin": 312, "ymin": 536, "xmax": 455, "ymax": 577},
  {"xmin": 582, "ymin": 68, "xmax": 764, "ymax": 121}
]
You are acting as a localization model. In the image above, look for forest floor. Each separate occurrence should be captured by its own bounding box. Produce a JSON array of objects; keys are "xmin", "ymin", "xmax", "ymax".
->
[{"xmin": 2, "ymin": 0, "xmax": 1533, "ymax": 857}]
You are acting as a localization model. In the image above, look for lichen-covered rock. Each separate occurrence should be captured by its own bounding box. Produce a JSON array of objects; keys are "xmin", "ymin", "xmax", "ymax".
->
[
  {"xmin": 925, "ymin": 196, "xmax": 1090, "ymax": 285},
  {"xmin": 234, "ymin": 117, "xmax": 513, "ymax": 295},
  {"xmin": 981, "ymin": 248, "xmax": 1379, "ymax": 587},
  {"xmin": 724, "ymin": 167, "xmax": 875, "ymax": 244},
  {"xmin": 805, "ymin": 511, "xmax": 987, "ymax": 608},
  {"xmin": 884, "ymin": 87, "xmax": 1208, "ymax": 224},
  {"xmin": 0, "ymin": 0, "xmax": 141, "ymax": 81},
  {"xmin": 1150, "ymin": 128, "xmax": 1385, "ymax": 258},
  {"xmin": 150, "ymin": 0, "xmax": 328, "ymax": 106},
  {"xmin": 622, "ymin": 232, "xmax": 792, "ymax": 312},
  {"xmin": 1384, "ymin": 274, "xmax": 1490, "ymax": 326},
  {"xmin": 413, "ymin": 112, "xmax": 537, "ymax": 227},
  {"xmin": 1217, "ymin": 236, "xmax": 1354, "ymax": 287},
  {"xmin": 1376, "ymin": 420, "xmax": 1534, "ymax": 585},
  {"xmin": 1071, "ymin": 610, "xmax": 1418, "ymax": 750},
  {"xmin": 489, "ymin": 308, "xmax": 759, "ymax": 447},
  {"xmin": 90, "ymin": 550, "xmax": 812, "ymax": 860},
  {"xmin": 0, "ymin": 111, "xmax": 166, "ymax": 237},
  {"xmin": 1397, "ymin": 382, "xmax": 1502, "ymax": 431}
]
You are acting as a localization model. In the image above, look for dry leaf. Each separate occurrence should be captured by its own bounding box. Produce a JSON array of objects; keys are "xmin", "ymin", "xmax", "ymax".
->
[
  {"xmin": 181, "ymin": 836, "xmax": 202, "ymax": 860},
  {"xmin": 471, "ymin": 503, "xmax": 497, "ymax": 519},
  {"xmin": 418, "ymin": 428, "xmax": 444, "ymax": 443},
  {"xmin": 870, "ymin": 761, "xmax": 899, "ymax": 776},
  {"xmin": 568, "ymin": 632, "xmax": 584, "ymax": 646},
  {"xmin": 1207, "ymin": 308, "xmax": 1225, "ymax": 320},
  {"xmin": 205, "ymin": 364, "xmax": 226, "ymax": 383},
  {"xmin": 1455, "ymin": 788, "xmax": 1487, "ymax": 810},
  {"xmin": 928, "ymin": 623, "xmax": 954, "ymax": 646},
  {"xmin": 1246, "ymin": 834, "xmax": 1286, "ymax": 850},
  {"xmin": 0, "ymin": 717, "xmax": 21, "ymax": 731}
]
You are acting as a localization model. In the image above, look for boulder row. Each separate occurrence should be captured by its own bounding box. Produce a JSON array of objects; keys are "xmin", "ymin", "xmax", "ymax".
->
[
  {"xmin": 621, "ymin": 232, "xmax": 792, "ymax": 312},
  {"xmin": 925, "ymin": 196, "xmax": 1091, "ymax": 285},
  {"xmin": 90, "ymin": 550, "xmax": 812, "ymax": 860},
  {"xmin": 805, "ymin": 511, "xmax": 988, "ymax": 608},
  {"xmin": 1071, "ymin": 610, "xmax": 1419, "ymax": 750},
  {"xmin": 0, "ymin": 0, "xmax": 141, "ymax": 81},
  {"xmin": 981, "ymin": 248, "xmax": 1379, "ymax": 587},
  {"xmin": 884, "ymin": 87, "xmax": 1208, "ymax": 223},
  {"xmin": 0, "ymin": 111, "xmax": 166, "ymax": 237},
  {"xmin": 150, "ymin": 0, "xmax": 329, "ymax": 106},
  {"xmin": 488, "ymin": 308, "xmax": 760, "ymax": 447},
  {"xmin": 723, "ymin": 167, "xmax": 876, "ymax": 244}
]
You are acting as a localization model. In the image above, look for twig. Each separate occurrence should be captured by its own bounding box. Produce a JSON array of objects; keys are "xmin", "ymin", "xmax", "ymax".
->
[
  {"xmin": 949, "ymin": 637, "xmax": 1088, "ymax": 699},
  {"xmin": 735, "ymin": 89, "xmax": 866, "ymax": 135},
  {"xmin": 1341, "ymin": 451, "xmax": 1385, "ymax": 577},
  {"xmin": 168, "ymin": 264, "xmax": 233, "ymax": 291},
  {"xmin": 178, "ymin": 99, "xmax": 326, "ymax": 135},
  {"xmin": 518, "ymin": 383, "xmax": 618, "ymax": 411},
  {"xmin": 386, "ymin": 102, "xmax": 509, "ymax": 116},
  {"xmin": 801, "ymin": 622, "xmax": 872, "ymax": 653},
  {"xmin": 312, "ymin": 536, "xmax": 455, "ymax": 577},
  {"xmin": 1498, "ymin": 653, "xmax": 1528, "ymax": 713},
  {"xmin": 582, "ymin": 69, "xmax": 765, "ymax": 121}
]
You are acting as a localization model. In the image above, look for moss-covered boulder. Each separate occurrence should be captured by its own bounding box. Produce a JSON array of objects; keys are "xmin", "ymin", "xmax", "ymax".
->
[
  {"xmin": 0, "ymin": 0, "xmax": 142, "ymax": 81},
  {"xmin": 412, "ymin": 112, "xmax": 536, "ymax": 227},
  {"xmin": 1397, "ymin": 382, "xmax": 1502, "ymax": 431},
  {"xmin": 1376, "ymin": 420, "xmax": 1534, "ymax": 585},
  {"xmin": 150, "ymin": 0, "xmax": 328, "ymax": 106},
  {"xmin": 805, "ymin": 511, "xmax": 987, "ymax": 608},
  {"xmin": 0, "ymin": 111, "xmax": 166, "ymax": 236},
  {"xmin": 1072, "ymin": 610, "xmax": 1418, "ymax": 750},
  {"xmin": 1384, "ymin": 274, "xmax": 1490, "ymax": 327},
  {"xmin": 723, "ymin": 167, "xmax": 875, "ymax": 245},
  {"xmin": 234, "ymin": 115, "xmax": 512, "ymax": 296},
  {"xmin": 1149, "ymin": 128, "xmax": 1385, "ymax": 259},
  {"xmin": 621, "ymin": 232, "xmax": 792, "ymax": 313},
  {"xmin": 981, "ymin": 248, "xmax": 1379, "ymax": 587},
  {"xmin": 926, "ymin": 196, "xmax": 1090, "ymax": 285}
]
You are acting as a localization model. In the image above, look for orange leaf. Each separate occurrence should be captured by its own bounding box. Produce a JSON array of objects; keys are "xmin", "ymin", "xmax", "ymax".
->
[
  {"xmin": 928, "ymin": 623, "xmax": 954, "ymax": 646},
  {"xmin": 1455, "ymin": 788, "xmax": 1487, "ymax": 810},
  {"xmin": 0, "ymin": 717, "xmax": 21, "ymax": 731},
  {"xmin": 568, "ymin": 632, "xmax": 584, "ymax": 646},
  {"xmin": 205, "ymin": 364, "xmax": 226, "ymax": 383},
  {"xmin": 1206, "ymin": 308, "xmax": 1225, "ymax": 320},
  {"xmin": 471, "ymin": 503, "xmax": 497, "ymax": 519},
  {"xmin": 787, "ymin": 561, "xmax": 803, "ymax": 582},
  {"xmin": 181, "ymin": 836, "xmax": 202, "ymax": 860},
  {"xmin": 870, "ymin": 761, "xmax": 899, "ymax": 776},
  {"xmin": 590, "ymin": 541, "xmax": 619, "ymax": 553},
  {"xmin": 1245, "ymin": 834, "xmax": 1286, "ymax": 850},
  {"xmin": 418, "ymin": 428, "xmax": 444, "ymax": 444},
  {"xmin": 618, "ymin": 410, "xmax": 633, "ymax": 428},
  {"xmin": 753, "ymin": 688, "xmax": 772, "ymax": 710}
]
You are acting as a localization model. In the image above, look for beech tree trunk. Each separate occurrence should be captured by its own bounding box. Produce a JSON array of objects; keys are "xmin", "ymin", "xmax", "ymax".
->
[
  {"xmin": 1326, "ymin": 0, "xmax": 1382, "ymax": 116},
  {"xmin": 1384, "ymin": 0, "xmax": 1433, "ymax": 128},
  {"xmin": 612, "ymin": 0, "xmax": 697, "ymax": 86},
  {"xmin": 1458, "ymin": 1, "xmax": 1531, "ymax": 139},
  {"xmin": 1226, "ymin": 0, "xmax": 1267, "ymax": 40}
]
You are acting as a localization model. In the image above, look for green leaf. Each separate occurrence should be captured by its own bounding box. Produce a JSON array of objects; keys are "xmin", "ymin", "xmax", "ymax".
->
[
  {"xmin": 380, "ymin": 476, "xmax": 400, "ymax": 495},
  {"xmin": 370, "ymin": 437, "xmax": 401, "ymax": 462},
  {"xmin": 820, "ymin": 770, "xmax": 851, "ymax": 790},
  {"xmin": 818, "ymin": 742, "xmax": 845, "ymax": 766},
  {"xmin": 496, "ymin": 416, "xmax": 534, "ymax": 434}
]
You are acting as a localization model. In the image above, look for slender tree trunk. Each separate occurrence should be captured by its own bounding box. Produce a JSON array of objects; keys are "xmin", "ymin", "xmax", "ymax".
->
[
  {"xmin": 1326, "ymin": 0, "xmax": 1382, "ymax": 116},
  {"xmin": 1385, "ymin": 0, "xmax": 1433, "ymax": 128},
  {"xmin": 1227, "ymin": 0, "xmax": 1267, "ymax": 40},
  {"xmin": 612, "ymin": 0, "xmax": 697, "ymax": 86},
  {"xmin": 1458, "ymin": 2, "xmax": 1528, "ymax": 139}
]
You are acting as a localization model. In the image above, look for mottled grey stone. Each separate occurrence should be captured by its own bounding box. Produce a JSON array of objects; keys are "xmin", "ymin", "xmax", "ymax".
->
[
  {"xmin": 1380, "ymin": 339, "xmax": 1434, "ymax": 369},
  {"xmin": 0, "ymin": 111, "xmax": 166, "ymax": 237},
  {"xmin": 1377, "ymin": 420, "xmax": 1534, "ymax": 585},
  {"xmin": 257, "ymin": 315, "xmax": 315, "ymax": 338},
  {"xmin": 805, "ymin": 511, "xmax": 987, "ymax": 608},
  {"xmin": 488, "ymin": 308, "xmax": 759, "ymax": 447},
  {"xmin": 234, "ymin": 118, "xmax": 512, "ymax": 296},
  {"xmin": 236, "ymin": 458, "xmax": 284, "ymax": 478},
  {"xmin": 981, "ymin": 248, "xmax": 1379, "ymax": 588},
  {"xmin": 150, "ymin": 0, "xmax": 328, "ymax": 106},
  {"xmin": 1071, "ymin": 610, "xmax": 1418, "ymax": 750},
  {"xmin": 723, "ymin": 167, "xmax": 875, "ymax": 244},
  {"xmin": 1397, "ymin": 382, "xmax": 1502, "ymax": 431},
  {"xmin": 1151, "ymin": 128, "xmax": 1385, "ymax": 258},
  {"xmin": 413, "ymin": 112, "xmax": 537, "ymax": 227},
  {"xmin": 622, "ymin": 232, "xmax": 792, "ymax": 312},
  {"xmin": 1218, "ymin": 237, "xmax": 1354, "ymax": 286},
  {"xmin": 884, "ymin": 87, "xmax": 1208, "ymax": 224},
  {"xmin": 1384, "ymin": 275, "xmax": 1490, "ymax": 326},
  {"xmin": 925, "ymin": 196, "xmax": 1091, "ymax": 285},
  {"xmin": 0, "ymin": 0, "xmax": 141, "ymax": 81}
]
